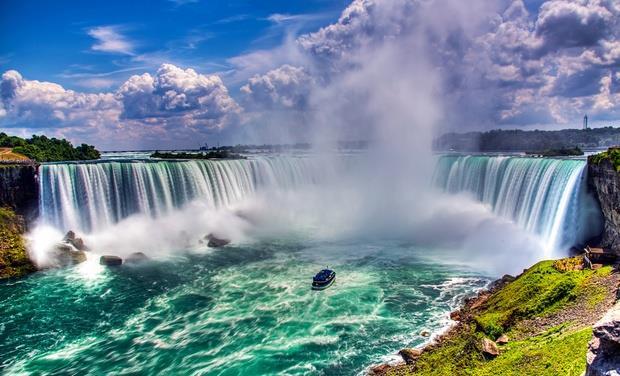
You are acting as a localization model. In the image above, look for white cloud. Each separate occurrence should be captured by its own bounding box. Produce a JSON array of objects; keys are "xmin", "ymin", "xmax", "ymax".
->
[
  {"xmin": 0, "ymin": 64, "xmax": 241, "ymax": 149},
  {"xmin": 88, "ymin": 26, "xmax": 135, "ymax": 55},
  {"xmin": 116, "ymin": 63, "xmax": 240, "ymax": 128},
  {"xmin": 240, "ymin": 65, "xmax": 315, "ymax": 110}
]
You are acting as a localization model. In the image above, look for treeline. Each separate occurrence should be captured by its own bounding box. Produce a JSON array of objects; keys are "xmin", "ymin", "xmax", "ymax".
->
[
  {"xmin": 151, "ymin": 150, "xmax": 245, "ymax": 160},
  {"xmin": 434, "ymin": 127, "xmax": 620, "ymax": 152},
  {"xmin": 0, "ymin": 133, "xmax": 100, "ymax": 162}
]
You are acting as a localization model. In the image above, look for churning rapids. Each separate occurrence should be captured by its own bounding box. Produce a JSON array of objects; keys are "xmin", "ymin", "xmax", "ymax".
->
[{"xmin": 0, "ymin": 153, "xmax": 602, "ymax": 375}]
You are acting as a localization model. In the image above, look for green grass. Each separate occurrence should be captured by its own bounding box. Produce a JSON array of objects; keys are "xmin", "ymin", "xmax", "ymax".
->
[
  {"xmin": 0, "ymin": 207, "xmax": 35, "ymax": 279},
  {"xmin": 474, "ymin": 260, "xmax": 609, "ymax": 339},
  {"xmin": 386, "ymin": 259, "xmax": 613, "ymax": 376},
  {"xmin": 473, "ymin": 326, "xmax": 591, "ymax": 376},
  {"xmin": 590, "ymin": 147, "xmax": 620, "ymax": 172}
]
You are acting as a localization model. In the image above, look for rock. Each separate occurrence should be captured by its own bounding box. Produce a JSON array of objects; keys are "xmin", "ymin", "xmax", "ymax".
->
[
  {"xmin": 52, "ymin": 243, "xmax": 86, "ymax": 266},
  {"xmin": 420, "ymin": 330, "xmax": 431, "ymax": 337},
  {"xmin": 100, "ymin": 255, "xmax": 123, "ymax": 266},
  {"xmin": 481, "ymin": 338, "xmax": 499, "ymax": 357},
  {"xmin": 63, "ymin": 230, "xmax": 88, "ymax": 251},
  {"xmin": 63, "ymin": 231, "xmax": 76, "ymax": 241},
  {"xmin": 586, "ymin": 302, "xmax": 620, "ymax": 376},
  {"xmin": 125, "ymin": 252, "xmax": 149, "ymax": 264},
  {"xmin": 450, "ymin": 310, "xmax": 461, "ymax": 321},
  {"xmin": 206, "ymin": 234, "xmax": 230, "ymax": 248},
  {"xmin": 369, "ymin": 364, "xmax": 392, "ymax": 375},
  {"xmin": 497, "ymin": 334, "xmax": 509, "ymax": 344},
  {"xmin": 398, "ymin": 348, "xmax": 422, "ymax": 364},
  {"xmin": 588, "ymin": 155, "xmax": 620, "ymax": 255}
]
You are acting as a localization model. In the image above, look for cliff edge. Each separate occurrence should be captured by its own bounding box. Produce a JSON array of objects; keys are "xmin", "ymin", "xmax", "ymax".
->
[{"xmin": 588, "ymin": 148, "xmax": 620, "ymax": 254}]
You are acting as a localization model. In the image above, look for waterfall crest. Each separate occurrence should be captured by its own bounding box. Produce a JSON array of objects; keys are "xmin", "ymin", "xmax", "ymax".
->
[
  {"xmin": 39, "ymin": 156, "xmax": 320, "ymax": 232},
  {"xmin": 433, "ymin": 155, "xmax": 599, "ymax": 253}
]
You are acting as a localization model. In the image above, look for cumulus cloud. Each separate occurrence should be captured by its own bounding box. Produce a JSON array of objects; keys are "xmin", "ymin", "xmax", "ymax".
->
[
  {"xmin": 116, "ymin": 64, "xmax": 240, "ymax": 128},
  {"xmin": 0, "ymin": 64, "xmax": 241, "ymax": 149},
  {"xmin": 88, "ymin": 26, "xmax": 135, "ymax": 55},
  {"xmin": 240, "ymin": 65, "xmax": 315, "ymax": 111},
  {"xmin": 0, "ymin": 70, "xmax": 120, "ymax": 128}
]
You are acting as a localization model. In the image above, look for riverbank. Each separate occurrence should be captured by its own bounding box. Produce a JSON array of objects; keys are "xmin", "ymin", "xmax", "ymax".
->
[
  {"xmin": 0, "ymin": 207, "xmax": 35, "ymax": 279},
  {"xmin": 370, "ymin": 257, "xmax": 619, "ymax": 375}
]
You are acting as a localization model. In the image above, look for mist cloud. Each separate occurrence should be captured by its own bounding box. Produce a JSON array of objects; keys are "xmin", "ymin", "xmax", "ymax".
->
[{"xmin": 1, "ymin": 0, "xmax": 619, "ymax": 148}]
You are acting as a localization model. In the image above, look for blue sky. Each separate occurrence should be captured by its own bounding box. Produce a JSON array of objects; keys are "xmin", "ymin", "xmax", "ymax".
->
[
  {"xmin": 1, "ymin": 0, "xmax": 619, "ymax": 150},
  {"xmin": 0, "ymin": 0, "xmax": 345, "ymax": 92}
]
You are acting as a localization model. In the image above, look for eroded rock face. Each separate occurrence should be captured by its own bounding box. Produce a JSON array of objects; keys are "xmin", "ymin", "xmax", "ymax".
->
[
  {"xmin": 586, "ymin": 302, "xmax": 620, "ymax": 376},
  {"xmin": 0, "ymin": 164, "xmax": 39, "ymax": 224},
  {"xmin": 588, "ymin": 158, "xmax": 620, "ymax": 254}
]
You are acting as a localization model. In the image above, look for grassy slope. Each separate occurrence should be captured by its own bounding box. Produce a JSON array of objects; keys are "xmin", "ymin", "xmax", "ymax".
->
[
  {"xmin": 0, "ymin": 207, "xmax": 35, "ymax": 279},
  {"xmin": 0, "ymin": 147, "xmax": 30, "ymax": 161},
  {"xmin": 387, "ymin": 259, "xmax": 615, "ymax": 376}
]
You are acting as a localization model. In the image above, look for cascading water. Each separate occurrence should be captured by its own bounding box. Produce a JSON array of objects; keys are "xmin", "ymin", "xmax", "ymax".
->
[
  {"xmin": 39, "ymin": 156, "xmax": 321, "ymax": 232},
  {"xmin": 433, "ymin": 155, "xmax": 600, "ymax": 255}
]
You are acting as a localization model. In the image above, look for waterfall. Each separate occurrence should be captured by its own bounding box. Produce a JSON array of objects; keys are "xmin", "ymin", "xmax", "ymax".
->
[
  {"xmin": 433, "ymin": 155, "xmax": 599, "ymax": 253},
  {"xmin": 39, "ymin": 156, "xmax": 321, "ymax": 232}
]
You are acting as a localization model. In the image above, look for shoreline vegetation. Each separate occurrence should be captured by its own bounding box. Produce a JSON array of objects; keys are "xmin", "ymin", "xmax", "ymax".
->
[
  {"xmin": 0, "ymin": 133, "xmax": 100, "ymax": 163},
  {"xmin": 524, "ymin": 146, "xmax": 584, "ymax": 157},
  {"xmin": 371, "ymin": 257, "xmax": 619, "ymax": 376},
  {"xmin": 434, "ymin": 126, "xmax": 620, "ymax": 152},
  {"xmin": 0, "ymin": 207, "xmax": 35, "ymax": 279},
  {"xmin": 151, "ymin": 150, "xmax": 246, "ymax": 160},
  {"xmin": 589, "ymin": 147, "xmax": 620, "ymax": 172}
]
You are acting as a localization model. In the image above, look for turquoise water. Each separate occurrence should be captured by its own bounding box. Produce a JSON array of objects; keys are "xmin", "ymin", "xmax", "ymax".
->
[{"xmin": 0, "ymin": 239, "xmax": 487, "ymax": 375}]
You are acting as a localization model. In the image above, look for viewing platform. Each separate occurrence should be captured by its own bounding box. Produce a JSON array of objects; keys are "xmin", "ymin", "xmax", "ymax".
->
[{"xmin": 584, "ymin": 246, "xmax": 617, "ymax": 269}]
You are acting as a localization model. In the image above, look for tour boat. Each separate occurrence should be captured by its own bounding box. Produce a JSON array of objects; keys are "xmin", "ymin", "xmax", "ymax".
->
[{"xmin": 312, "ymin": 269, "xmax": 336, "ymax": 290}]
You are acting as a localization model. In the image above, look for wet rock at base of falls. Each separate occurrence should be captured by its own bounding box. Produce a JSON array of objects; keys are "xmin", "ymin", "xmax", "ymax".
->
[
  {"xmin": 398, "ymin": 348, "xmax": 423, "ymax": 364},
  {"xmin": 206, "ymin": 234, "xmax": 231, "ymax": 248},
  {"xmin": 52, "ymin": 243, "xmax": 87, "ymax": 266},
  {"xmin": 100, "ymin": 255, "xmax": 123, "ymax": 266},
  {"xmin": 63, "ymin": 230, "xmax": 89, "ymax": 251},
  {"xmin": 125, "ymin": 252, "xmax": 149, "ymax": 264},
  {"xmin": 586, "ymin": 302, "xmax": 620, "ymax": 376},
  {"xmin": 481, "ymin": 338, "xmax": 499, "ymax": 358}
]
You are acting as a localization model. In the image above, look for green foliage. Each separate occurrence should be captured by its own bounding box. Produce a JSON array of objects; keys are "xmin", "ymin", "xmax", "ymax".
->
[
  {"xmin": 0, "ymin": 207, "xmax": 35, "ymax": 279},
  {"xmin": 387, "ymin": 259, "xmax": 613, "ymax": 376},
  {"xmin": 524, "ymin": 147, "xmax": 583, "ymax": 157},
  {"xmin": 590, "ymin": 147, "xmax": 620, "ymax": 172},
  {"xmin": 435, "ymin": 126, "xmax": 620, "ymax": 152},
  {"xmin": 474, "ymin": 261, "xmax": 603, "ymax": 338},
  {"xmin": 0, "ymin": 133, "xmax": 100, "ymax": 162},
  {"xmin": 404, "ymin": 326, "xmax": 591, "ymax": 376}
]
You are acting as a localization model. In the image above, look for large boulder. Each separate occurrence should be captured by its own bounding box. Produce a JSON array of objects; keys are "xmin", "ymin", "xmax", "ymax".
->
[
  {"xmin": 586, "ymin": 302, "xmax": 620, "ymax": 376},
  {"xmin": 100, "ymin": 255, "xmax": 123, "ymax": 266},
  {"xmin": 206, "ymin": 234, "xmax": 230, "ymax": 248},
  {"xmin": 398, "ymin": 348, "xmax": 422, "ymax": 364},
  {"xmin": 481, "ymin": 338, "xmax": 499, "ymax": 358},
  {"xmin": 51, "ymin": 243, "xmax": 87, "ymax": 266},
  {"xmin": 63, "ymin": 231, "xmax": 88, "ymax": 251}
]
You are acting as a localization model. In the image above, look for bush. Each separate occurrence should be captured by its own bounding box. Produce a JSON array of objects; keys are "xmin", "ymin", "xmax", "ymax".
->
[{"xmin": 0, "ymin": 133, "xmax": 100, "ymax": 162}]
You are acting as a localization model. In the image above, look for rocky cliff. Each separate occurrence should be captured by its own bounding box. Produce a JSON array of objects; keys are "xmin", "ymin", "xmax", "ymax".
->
[
  {"xmin": 588, "ymin": 153, "xmax": 620, "ymax": 253},
  {"xmin": 0, "ymin": 164, "xmax": 39, "ymax": 223}
]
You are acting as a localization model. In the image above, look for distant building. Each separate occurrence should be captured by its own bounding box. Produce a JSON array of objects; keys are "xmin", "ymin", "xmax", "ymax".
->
[{"xmin": 583, "ymin": 114, "xmax": 588, "ymax": 129}]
